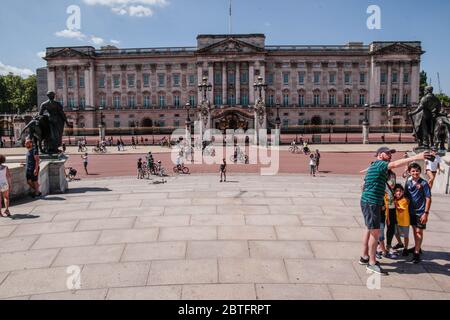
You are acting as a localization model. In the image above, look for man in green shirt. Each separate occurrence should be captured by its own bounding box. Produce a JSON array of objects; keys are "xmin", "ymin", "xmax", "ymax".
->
[{"xmin": 360, "ymin": 147, "xmax": 428, "ymax": 274}]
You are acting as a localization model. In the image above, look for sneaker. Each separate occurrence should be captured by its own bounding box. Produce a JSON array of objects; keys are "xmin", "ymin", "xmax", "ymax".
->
[
  {"xmin": 359, "ymin": 256, "xmax": 370, "ymax": 265},
  {"xmin": 411, "ymin": 253, "xmax": 421, "ymax": 264},
  {"xmin": 402, "ymin": 249, "xmax": 409, "ymax": 257},
  {"xmin": 384, "ymin": 252, "xmax": 398, "ymax": 259},
  {"xmin": 407, "ymin": 247, "xmax": 423, "ymax": 254},
  {"xmin": 366, "ymin": 263, "xmax": 383, "ymax": 275},
  {"xmin": 393, "ymin": 243, "xmax": 405, "ymax": 250},
  {"xmin": 376, "ymin": 251, "xmax": 383, "ymax": 259}
]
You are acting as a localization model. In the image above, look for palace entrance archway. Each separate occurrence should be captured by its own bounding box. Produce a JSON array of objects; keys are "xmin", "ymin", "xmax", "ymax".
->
[{"xmin": 212, "ymin": 109, "xmax": 254, "ymax": 132}]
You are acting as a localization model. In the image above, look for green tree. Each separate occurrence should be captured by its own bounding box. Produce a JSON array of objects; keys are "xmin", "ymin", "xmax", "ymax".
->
[
  {"xmin": 0, "ymin": 73, "xmax": 37, "ymax": 113},
  {"xmin": 419, "ymin": 70, "xmax": 428, "ymax": 99}
]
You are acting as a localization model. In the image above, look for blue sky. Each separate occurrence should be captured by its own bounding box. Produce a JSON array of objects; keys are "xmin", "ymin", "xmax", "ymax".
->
[{"xmin": 1, "ymin": 0, "xmax": 449, "ymax": 93}]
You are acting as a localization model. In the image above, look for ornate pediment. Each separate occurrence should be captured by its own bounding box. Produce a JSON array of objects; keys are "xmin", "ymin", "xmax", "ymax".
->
[
  {"xmin": 371, "ymin": 42, "xmax": 423, "ymax": 55},
  {"xmin": 197, "ymin": 38, "xmax": 265, "ymax": 55},
  {"xmin": 46, "ymin": 48, "xmax": 91, "ymax": 59}
]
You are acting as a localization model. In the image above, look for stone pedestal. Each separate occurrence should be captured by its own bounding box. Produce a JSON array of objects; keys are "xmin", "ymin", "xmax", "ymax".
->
[
  {"xmin": 13, "ymin": 118, "xmax": 26, "ymax": 147},
  {"xmin": 41, "ymin": 156, "xmax": 68, "ymax": 194},
  {"xmin": 253, "ymin": 101, "xmax": 267, "ymax": 146},
  {"xmin": 432, "ymin": 155, "xmax": 450, "ymax": 194},
  {"xmin": 99, "ymin": 125, "xmax": 106, "ymax": 142},
  {"xmin": 362, "ymin": 122, "xmax": 369, "ymax": 144}
]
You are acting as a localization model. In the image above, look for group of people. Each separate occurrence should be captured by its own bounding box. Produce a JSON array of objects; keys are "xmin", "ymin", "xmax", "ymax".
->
[
  {"xmin": 360, "ymin": 147, "xmax": 438, "ymax": 275},
  {"xmin": 308, "ymin": 149, "xmax": 321, "ymax": 177}
]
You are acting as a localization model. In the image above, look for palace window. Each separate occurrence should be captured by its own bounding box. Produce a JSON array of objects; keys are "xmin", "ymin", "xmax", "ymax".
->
[
  {"xmin": 214, "ymin": 93, "xmax": 222, "ymax": 105},
  {"xmin": 283, "ymin": 94, "xmax": 289, "ymax": 107},
  {"xmin": 143, "ymin": 74, "xmax": 150, "ymax": 87},
  {"xmin": 314, "ymin": 72, "xmax": 321, "ymax": 85},
  {"xmin": 100, "ymin": 96, "xmax": 106, "ymax": 108},
  {"xmin": 392, "ymin": 93, "xmax": 398, "ymax": 105},
  {"xmin": 359, "ymin": 94, "xmax": 366, "ymax": 106},
  {"xmin": 58, "ymin": 97, "xmax": 64, "ymax": 107},
  {"xmin": 189, "ymin": 95, "xmax": 196, "ymax": 106},
  {"xmin": 344, "ymin": 94, "xmax": 351, "ymax": 106},
  {"xmin": 114, "ymin": 95, "xmax": 121, "ymax": 109},
  {"xmin": 99, "ymin": 76, "xmax": 105, "ymax": 88},
  {"xmin": 69, "ymin": 97, "xmax": 75, "ymax": 108},
  {"xmin": 344, "ymin": 72, "xmax": 351, "ymax": 85},
  {"xmin": 174, "ymin": 120, "xmax": 180, "ymax": 127},
  {"xmin": 241, "ymin": 94, "xmax": 248, "ymax": 106},
  {"xmin": 267, "ymin": 73, "xmax": 274, "ymax": 85},
  {"xmin": 173, "ymin": 74, "xmax": 180, "ymax": 87},
  {"xmin": 283, "ymin": 119, "xmax": 289, "ymax": 128},
  {"xmin": 392, "ymin": 72, "xmax": 398, "ymax": 84},
  {"xmin": 403, "ymin": 94, "xmax": 409, "ymax": 105},
  {"xmin": 113, "ymin": 75, "xmax": 120, "ymax": 88},
  {"xmin": 241, "ymin": 71, "xmax": 248, "ymax": 84},
  {"xmin": 188, "ymin": 74, "xmax": 195, "ymax": 86},
  {"xmin": 128, "ymin": 75, "xmax": 135, "ymax": 88},
  {"xmin": 79, "ymin": 76, "xmax": 85, "ymax": 88},
  {"xmin": 158, "ymin": 74, "xmax": 165, "ymax": 87},
  {"xmin": 114, "ymin": 120, "xmax": 120, "ymax": 128},
  {"xmin": 159, "ymin": 95, "xmax": 165, "ymax": 107},
  {"xmin": 329, "ymin": 94, "xmax": 336, "ymax": 105},
  {"xmin": 403, "ymin": 72, "xmax": 409, "ymax": 84},
  {"xmin": 80, "ymin": 97, "xmax": 85, "ymax": 108},
  {"xmin": 128, "ymin": 95, "xmax": 136, "ymax": 109},
  {"xmin": 57, "ymin": 78, "xmax": 63, "ymax": 89},
  {"xmin": 313, "ymin": 94, "xmax": 320, "ymax": 106},
  {"xmin": 298, "ymin": 72, "xmax": 305, "ymax": 85},
  {"xmin": 299, "ymin": 95, "xmax": 305, "ymax": 107},
  {"xmin": 380, "ymin": 94, "xmax": 386, "ymax": 105},
  {"xmin": 268, "ymin": 95, "xmax": 274, "ymax": 106},
  {"xmin": 68, "ymin": 77, "xmax": 74, "ymax": 88},
  {"xmin": 228, "ymin": 72, "xmax": 235, "ymax": 85},
  {"xmin": 329, "ymin": 73, "xmax": 336, "ymax": 85},
  {"xmin": 174, "ymin": 95, "xmax": 180, "ymax": 107},
  {"xmin": 360, "ymin": 73, "xmax": 366, "ymax": 84},
  {"xmin": 214, "ymin": 71, "xmax": 222, "ymax": 85},
  {"xmin": 144, "ymin": 95, "xmax": 150, "ymax": 108},
  {"xmin": 283, "ymin": 73, "xmax": 290, "ymax": 85},
  {"xmin": 228, "ymin": 94, "xmax": 236, "ymax": 105},
  {"xmin": 381, "ymin": 72, "xmax": 387, "ymax": 84}
]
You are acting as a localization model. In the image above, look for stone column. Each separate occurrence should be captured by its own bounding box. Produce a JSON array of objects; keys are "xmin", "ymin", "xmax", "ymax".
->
[
  {"xmin": 363, "ymin": 121, "xmax": 369, "ymax": 144},
  {"xmin": 48, "ymin": 66, "xmax": 56, "ymax": 92},
  {"xmin": 222, "ymin": 62, "xmax": 227, "ymax": 105},
  {"xmin": 399, "ymin": 62, "xmax": 404, "ymax": 106},
  {"xmin": 74, "ymin": 66, "xmax": 80, "ymax": 108},
  {"xmin": 136, "ymin": 64, "xmax": 142, "ymax": 108},
  {"xmin": 208, "ymin": 62, "xmax": 214, "ymax": 102},
  {"xmin": 411, "ymin": 60, "xmax": 420, "ymax": 105},
  {"xmin": 236, "ymin": 62, "xmax": 241, "ymax": 105},
  {"xmin": 249, "ymin": 62, "xmax": 255, "ymax": 105},
  {"xmin": 197, "ymin": 62, "xmax": 203, "ymax": 104},
  {"xmin": 386, "ymin": 62, "xmax": 392, "ymax": 106},
  {"xmin": 105, "ymin": 65, "xmax": 112, "ymax": 108},
  {"xmin": 63, "ymin": 66, "xmax": 68, "ymax": 109},
  {"xmin": 89, "ymin": 62, "xmax": 95, "ymax": 108},
  {"xmin": 84, "ymin": 65, "xmax": 91, "ymax": 107},
  {"xmin": 260, "ymin": 62, "xmax": 266, "ymax": 101},
  {"xmin": 369, "ymin": 58, "xmax": 381, "ymax": 105}
]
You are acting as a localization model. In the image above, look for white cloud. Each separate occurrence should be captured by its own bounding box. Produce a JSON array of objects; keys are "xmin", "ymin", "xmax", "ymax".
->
[
  {"xmin": 110, "ymin": 39, "xmax": 120, "ymax": 45},
  {"xmin": 0, "ymin": 62, "xmax": 35, "ymax": 78},
  {"xmin": 83, "ymin": 0, "xmax": 168, "ymax": 17},
  {"xmin": 91, "ymin": 36, "xmax": 105, "ymax": 45},
  {"xmin": 55, "ymin": 29, "xmax": 87, "ymax": 40},
  {"xmin": 37, "ymin": 51, "xmax": 46, "ymax": 59}
]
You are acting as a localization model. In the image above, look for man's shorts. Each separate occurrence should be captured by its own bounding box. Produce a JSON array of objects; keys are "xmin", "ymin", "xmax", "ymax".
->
[
  {"xmin": 410, "ymin": 213, "xmax": 427, "ymax": 230},
  {"xmin": 26, "ymin": 171, "xmax": 38, "ymax": 182},
  {"xmin": 361, "ymin": 200, "xmax": 381, "ymax": 230},
  {"xmin": 398, "ymin": 226, "xmax": 410, "ymax": 238}
]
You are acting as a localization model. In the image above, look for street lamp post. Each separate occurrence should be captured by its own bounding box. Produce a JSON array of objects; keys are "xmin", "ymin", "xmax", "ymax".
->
[
  {"xmin": 253, "ymin": 76, "xmax": 267, "ymax": 102},
  {"xmin": 198, "ymin": 76, "xmax": 212, "ymax": 103},
  {"xmin": 362, "ymin": 104, "xmax": 370, "ymax": 144}
]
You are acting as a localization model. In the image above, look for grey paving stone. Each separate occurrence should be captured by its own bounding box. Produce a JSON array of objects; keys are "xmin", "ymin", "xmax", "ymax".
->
[
  {"xmin": 332, "ymin": 227, "xmax": 364, "ymax": 242},
  {"xmin": 292, "ymin": 197, "xmax": 345, "ymax": 206},
  {"xmin": 0, "ymin": 226, "xmax": 16, "ymax": 238},
  {"xmin": 190, "ymin": 215, "xmax": 245, "ymax": 226},
  {"xmin": 328, "ymin": 284, "xmax": 410, "ymax": 300},
  {"xmin": 119, "ymin": 193, "xmax": 168, "ymax": 200},
  {"xmin": 256, "ymin": 284, "xmax": 332, "ymax": 300},
  {"xmin": 0, "ymin": 267, "xmax": 71, "ymax": 299},
  {"xmin": 32, "ymin": 231, "xmax": 100, "ymax": 250},
  {"xmin": 310, "ymin": 241, "xmax": 363, "ymax": 260},
  {"xmin": 269, "ymin": 205, "xmax": 323, "ymax": 215},
  {"xmin": 0, "ymin": 249, "xmax": 59, "ymax": 273},
  {"xmin": 423, "ymin": 265, "xmax": 450, "ymax": 292},
  {"xmin": 187, "ymin": 241, "xmax": 249, "ymax": 259},
  {"xmin": 219, "ymin": 258, "xmax": 288, "ymax": 283},
  {"xmin": 0, "ymin": 236, "xmax": 38, "ymax": 253},
  {"xmin": 218, "ymin": 226, "xmax": 276, "ymax": 240},
  {"xmin": 165, "ymin": 206, "xmax": 216, "ymax": 215},
  {"xmin": 182, "ymin": 284, "xmax": 256, "ymax": 300},
  {"xmin": 52, "ymin": 244, "xmax": 124, "ymax": 267},
  {"xmin": 406, "ymin": 289, "xmax": 450, "ymax": 300},
  {"xmin": 158, "ymin": 226, "xmax": 217, "ymax": 241},
  {"xmin": 217, "ymin": 205, "xmax": 269, "ymax": 215},
  {"xmin": 275, "ymin": 226, "xmax": 337, "ymax": 241},
  {"xmin": 141, "ymin": 198, "xmax": 191, "ymax": 207},
  {"xmin": 32, "ymin": 203, "xmax": 90, "ymax": 213},
  {"xmin": 81, "ymin": 262, "xmax": 151, "ymax": 289},
  {"xmin": 122, "ymin": 242, "xmax": 186, "ymax": 261},
  {"xmin": 245, "ymin": 215, "xmax": 300, "ymax": 226},
  {"xmin": 420, "ymin": 231, "xmax": 450, "ymax": 248},
  {"xmin": 285, "ymin": 259, "xmax": 363, "ymax": 285},
  {"xmin": 264, "ymin": 191, "xmax": 314, "ymax": 198},
  {"xmin": 300, "ymin": 216, "xmax": 360, "ymax": 227},
  {"xmin": 169, "ymin": 191, "xmax": 216, "ymax": 199},
  {"xmin": 107, "ymin": 285, "xmax": 181, "ymax": 300},
  {"xmin": 242, "ymin": 198, "xmax": 293, "ymax": 205},
  {"xmin": 148, "ymin": 259, "xmax": 218, "ymax": 285},
  {"xmin": 30, "ymin": 289, "xmax": 108, "ymax": 300},
  {"xmin": 12, "ymin": 221, "xmax": 78, "ymax": 237},
  {"xmin": 135, "ymin": 215, "xmax": 190, "ymax": 228},
  {"xmin": 110, "ymin": 207, "xmax": 164, "ymax": 218},
  {"xmin": 53, "ymin": 209, "xmax": 112, "ymax": 222},
  {"xmin": 89, "ymin": 200, "xmax": 141, "ymax": 210},
  {"xmin": 76, "ymin": 217, "xmax": 135, "ymax": 231},
  {"xmin": 97, "ymin": 228, "xmax": 158, "ymax": 244},
  {"xmin": 249, "ymin": 241, "xmax": 314, "ymax": 259},
  {"xmin": 192, "ymin": 198, "xmax": 243, "ymax": 205},
  {"xmin": 321, "ymin": 206, "xmax": 362, "ymax": 216}
]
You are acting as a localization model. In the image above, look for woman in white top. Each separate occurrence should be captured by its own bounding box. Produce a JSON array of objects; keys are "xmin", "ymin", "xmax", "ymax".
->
[
  {"xmin": 0, "ymin": 154, "xmax": 12, "ymax": 217},
  {"xmin": 425, "ymin": 148, "xmax": 441, "ymax": 189}
]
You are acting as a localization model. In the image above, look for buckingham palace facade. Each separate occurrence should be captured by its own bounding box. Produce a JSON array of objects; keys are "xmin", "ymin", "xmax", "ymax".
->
[{"xmin": 41, "ymin": 34, "xmax": 423, "ymax": 134}]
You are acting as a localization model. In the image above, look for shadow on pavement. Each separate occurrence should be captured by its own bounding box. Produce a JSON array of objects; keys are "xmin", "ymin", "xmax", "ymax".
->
[
  {"xmin": 67, "ymin": 187, "xmax": 112, "ymax": 194},
  {"xmin": 384, "ymin": 250, "xmax": 450, "ymax": 276},
  {"xmin": 9, "ymin": 214, "xmax": 40, "ymax": 221}
]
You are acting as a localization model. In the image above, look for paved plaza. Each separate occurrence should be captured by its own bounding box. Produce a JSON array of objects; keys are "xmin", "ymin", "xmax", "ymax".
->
[{"xmin": 0, "ymin": 174, "xmax": 449, "ymax": 300}]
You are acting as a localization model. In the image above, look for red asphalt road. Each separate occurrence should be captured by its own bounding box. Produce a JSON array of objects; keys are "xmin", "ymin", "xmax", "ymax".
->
[{"xmin": 66, "ymin": 150, "xmax": 407, "ymax": 179}]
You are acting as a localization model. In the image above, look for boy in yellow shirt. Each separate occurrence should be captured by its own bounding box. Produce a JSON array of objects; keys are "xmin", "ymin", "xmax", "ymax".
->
[{"xmin": 393, "ymin": 184, "xmax": 410, "ymax": 257}]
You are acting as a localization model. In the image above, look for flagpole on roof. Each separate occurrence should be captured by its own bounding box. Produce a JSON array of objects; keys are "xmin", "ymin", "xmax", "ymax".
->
[{"xmin": 229, "ymin": 0, "xmax": 232, "ymax": 34}]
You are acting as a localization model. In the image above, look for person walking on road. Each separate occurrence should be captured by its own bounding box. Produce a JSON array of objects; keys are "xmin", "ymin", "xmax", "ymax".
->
[
  {"xmin": 0, "ymin": 154, "xmax": 12, "ymax": 217},
  {"xmin": 81, "ymin": 153, "xmax": 89, "ymax": 175},
  {"xmin": 220, "ymin": 158, "xmax": 227, "ymax": 182}
]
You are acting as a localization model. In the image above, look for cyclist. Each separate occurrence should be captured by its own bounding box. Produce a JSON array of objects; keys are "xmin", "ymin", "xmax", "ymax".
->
[{"xmin": 303, "ymin": 141, "xmax": 309, "ymax": 154}]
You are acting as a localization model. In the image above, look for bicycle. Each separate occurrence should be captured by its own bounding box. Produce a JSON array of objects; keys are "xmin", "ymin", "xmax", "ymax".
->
[
  {"xmin": 289, "ymin": 145, "xmax": 300, "ymax": 154},
  {"xmin": 92, "ymin": 146, "xmax": 107, "ymax": 153},
  {"xmin": 230, "ymin": 152, "xmax": 248, "ymax": 164},
  {"xmin": 173, "ymin": 164, "xmax": 190, "ymax": 174},
  {"xmin": 78, "ymin": 145, "xmax": 87, "ymax": 152}
]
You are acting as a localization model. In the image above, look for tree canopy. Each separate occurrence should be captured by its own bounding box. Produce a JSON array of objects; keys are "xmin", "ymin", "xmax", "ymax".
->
[{"xmin": 0, "ymin": 73, "xmax": 37, "ymax": 114}]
